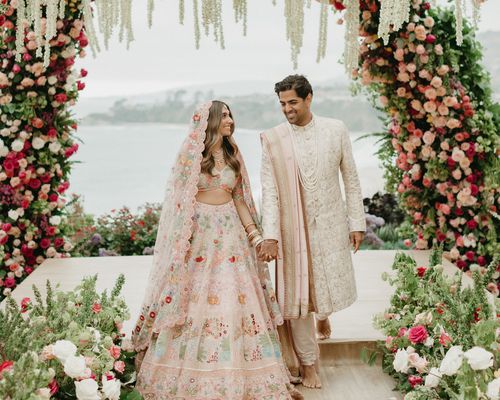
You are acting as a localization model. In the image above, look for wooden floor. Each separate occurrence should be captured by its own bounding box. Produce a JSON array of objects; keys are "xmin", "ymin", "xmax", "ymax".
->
[{"xmin": 5, "ymin": 250, "xmax": 459, "ymax": 399}]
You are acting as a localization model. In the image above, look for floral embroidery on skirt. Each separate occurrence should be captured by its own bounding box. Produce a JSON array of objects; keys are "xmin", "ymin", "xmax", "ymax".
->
[{"xmin": 136, "ymin": 201, "xmax": 291, "ymax": 399}]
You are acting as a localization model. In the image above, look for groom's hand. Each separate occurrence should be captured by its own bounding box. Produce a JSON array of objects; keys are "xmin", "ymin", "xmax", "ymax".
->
[
  {"xmin": 349, "ymin": 231, "xmax": 365, "ymax": 253},
  {"xmin": 257, "ymin": 240, "xmax": 278, "ymax": 262}
]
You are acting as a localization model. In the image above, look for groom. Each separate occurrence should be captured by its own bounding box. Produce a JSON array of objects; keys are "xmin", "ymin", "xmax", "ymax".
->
[{"xmin": 257, "ymin": 75, "xmax": 366, "ymax": 388}]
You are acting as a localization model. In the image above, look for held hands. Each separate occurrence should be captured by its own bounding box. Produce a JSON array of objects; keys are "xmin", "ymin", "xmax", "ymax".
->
[
  {"xmin": 257, "ymin": 240, "xmax": 278, "ymax": 262},
  {"xmin": 349, "ymin": 231, "xmax": 365, "ymax": 253}
]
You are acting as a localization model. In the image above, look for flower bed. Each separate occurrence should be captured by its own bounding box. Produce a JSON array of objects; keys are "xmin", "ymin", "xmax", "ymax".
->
[
  {"xmin": 365, "ymin": 248, "xmax": 500, "ymax": 399},
  {"xmin": 0, "ymin": 275, "xmax": 141, "ymax": 399}
]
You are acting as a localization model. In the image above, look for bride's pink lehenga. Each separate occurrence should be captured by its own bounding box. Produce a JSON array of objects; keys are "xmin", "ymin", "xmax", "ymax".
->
[
  {"xmin": 132, "ymin": 102, "xmax": 292, "ymax": 399},
  {"xmin": 136, "ymin": 201, "xmax": 291, "ymax": 399}
]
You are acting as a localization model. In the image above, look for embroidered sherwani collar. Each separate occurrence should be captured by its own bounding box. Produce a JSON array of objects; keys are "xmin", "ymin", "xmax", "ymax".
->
[{"xmin": 289, "ymin": 114, "xmax": 315, "ymax": 133}]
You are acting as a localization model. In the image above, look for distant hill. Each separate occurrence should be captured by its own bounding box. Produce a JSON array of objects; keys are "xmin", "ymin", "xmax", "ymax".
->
[{"xmin": 78, "ymin": 30, "xmax": 499, "ymax": 130}]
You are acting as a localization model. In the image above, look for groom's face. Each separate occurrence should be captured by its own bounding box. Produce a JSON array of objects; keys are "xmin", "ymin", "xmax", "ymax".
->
[{"xmin": 278, "ymin": 89, "xmax": 312, "ymax": 126}]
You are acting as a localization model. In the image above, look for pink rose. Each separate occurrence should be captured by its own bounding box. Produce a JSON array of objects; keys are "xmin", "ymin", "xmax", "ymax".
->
[
  {"xmin": 416, "ymin": 44, "xmax": 426, "ymax": 54},
  {"xmin": 113, "ymin": 360, "xmax": 125, "ymax": 373},
  {"xmin": 422, "ymin": 131, "xmax": 435, "ymax": 145},
  {"xmin": 408, "ymin": 375, "xmax": 423, "ymax": 388},
  {"xmin": 434, "ymin": 44, "xmax": 444, "ymax": 55},
  {"xmin": 437, "ymin": 65, "xmax": 450, "ymax": 75},
  {"xmin": 414, "ymin": 25, "xmax": 427, "ymax": 41},
  {"xmin": 91, "ymin": 302, "xmax": 102, "ymax": 314},
  {"xmin": 438, "ymin": 104, "xmax": 449, "ymax": 116},
  {"xmin": 423, "ymin": 101, "xmax": 437, "ymax": 113},
  {"xmin": 109, "ymin": 345, "xmax": 121, "ymax": 360},
  {"xmin": 439, "ymin": 331, "xmax": 452, "ymax": 346},
  {"xmin": 424, "ymin": 88, "xmax": 437, "ymax": 100},
  {"xmin": 409, "ymin": 325, "xmax": 429, "ymax": 344},
  {"xmin": 430, "ymin": 76, "xmax": 442, "ymax": 88}
]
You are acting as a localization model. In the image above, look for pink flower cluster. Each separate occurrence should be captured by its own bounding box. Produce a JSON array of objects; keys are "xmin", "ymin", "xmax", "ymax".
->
[
  {"xmin": 349, "ymin": 0, "xmax": 498, "ymax": 279},
  {"xmin": 0, "ymin": 2, "xmax": 87, "ymax": 298}
]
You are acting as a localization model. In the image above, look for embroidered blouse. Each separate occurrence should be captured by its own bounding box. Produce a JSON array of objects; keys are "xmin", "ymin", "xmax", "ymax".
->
[{"xmin": 197, "ymin": 166, "xmax": 244, "ymax": 201}]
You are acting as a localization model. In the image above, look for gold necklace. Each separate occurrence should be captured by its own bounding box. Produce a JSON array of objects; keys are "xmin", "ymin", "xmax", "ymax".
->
[{"xmin": 213, "ymin": 148, "xmax": 225, "ymax": 169}]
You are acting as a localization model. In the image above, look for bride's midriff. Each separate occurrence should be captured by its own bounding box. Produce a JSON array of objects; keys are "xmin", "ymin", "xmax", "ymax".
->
[{"xmin": 195, "ymin": 189, "xmax": 233, "ymax": 205}]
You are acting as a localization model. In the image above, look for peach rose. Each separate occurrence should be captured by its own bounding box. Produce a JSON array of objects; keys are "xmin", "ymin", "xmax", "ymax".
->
[
  {"xmin": 438, "ymin": 104, "xmax": 449, "ymax": 115},
  {"xmin": 414, "ymin": 25, "xmax": 427, "ymax": 41},
  {"xmin": 431, "ymin": 76, "xmax": 442, "ymax": 88},
  {"xmin": 425, "ymin": 88, "xmax": 437, "ymax": 100},
  {"xmin": 446, "ymin": 118, "xmax": 461, "ymax": 129},
  {"xmin": 422, "ymin": 131, "xmax": 435, "ymax": 145},
  {"xmin": 424, "ymin": 101, "xmax": 437, "ymax": 113}
]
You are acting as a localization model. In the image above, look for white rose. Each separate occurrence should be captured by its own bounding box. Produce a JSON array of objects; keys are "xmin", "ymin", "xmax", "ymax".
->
[
  {"xmin": 64, "ymin": 355, "xmax": 87, "ymax": 378},
  {"xmin": 439, "ymin": 346, "xmax": 464, "ymax": 376},
  {"xmin": 11, "ymin": 139, "xmax": 24, "ymax": 152},
  {"xmin": 49, "ymin": 215, "xmax": 61, "ymax": 225},
  {"xmin": 464, "ymin": 347, "xmax": 494, "ymax": 371},
  {"xmin": 32, "ymin": 137, "xmax": 46, "ymax": 150},
  {"xmin": 102, "ymin": 377, "xmax": 121, "ymax": 400},
  {"xmin": 424, "ymin": 337, "xmax": 434, "ymax": 347},
  {"xmin": 0, "ymin": 138, "xmax": 4, "ymax": 149},
  {"xmin": 424, "ymin": 367, "xmax": 442, "ymax": 388},
  {"xmin": 8, "ymin": 209, "xmax": 19, "ymax": 221},
  {"xmin": 52, "ymin": 340, "xmax": 77, "ymax": 363},
  {"xmin": 75, "ymin": 378, "xmax": 100, "ymax": 400},
  {"xmin": 47, "ymin": 76, "xmax": 58, "ymax": 85},
  {"xmin": 487, "ymin": 377, "xmax": 500, "ymax": 400},
  {"xmin": 0, "ymin": 146, "xmax": 8, "ymax": 157},
  {"xmin": 49, "ymin": 141, "xmax": 62, "ymax": 153},
  {"xmin": 393, "ymin": 348, "xmax": 409, "ymax": 373}
]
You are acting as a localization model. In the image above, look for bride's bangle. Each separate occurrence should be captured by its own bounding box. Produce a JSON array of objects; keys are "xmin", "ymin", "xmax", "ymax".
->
[{"xmin": 252, "ymin": 236, "xmax": 264, "ymax": 248}]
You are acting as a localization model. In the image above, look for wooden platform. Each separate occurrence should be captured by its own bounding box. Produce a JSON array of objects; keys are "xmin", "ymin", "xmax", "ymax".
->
[{"xmin": 4, "ymin": 250, "xmax": 459, "ymax": 399}]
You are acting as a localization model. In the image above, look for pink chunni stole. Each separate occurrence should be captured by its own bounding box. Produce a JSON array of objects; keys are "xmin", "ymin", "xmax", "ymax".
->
[{"xmin": 261, "ymin": 124, "xmax": 311, "ymax": 320}]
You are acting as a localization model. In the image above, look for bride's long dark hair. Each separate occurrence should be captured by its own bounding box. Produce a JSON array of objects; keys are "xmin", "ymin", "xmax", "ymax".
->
[{"xmin": 201, "ymin": 100, "xmax": 241, "ymax": 176}]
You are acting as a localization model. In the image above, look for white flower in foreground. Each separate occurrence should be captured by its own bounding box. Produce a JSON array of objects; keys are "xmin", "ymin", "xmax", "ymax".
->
[
  {"xmin": 424, "ymin": 367, "xmax": 442, "ymax": 388},
  {"xmin": 52, "ymin": 340, "xmax": 77, "ymax": 363},
  {"xmin": 64, "ymin": 355, "xmax": 87, "ymax": 378},
  {"xmin": 7, "ymin": 209, "xmax": 19, "ymax": 221},
  {"xmin": 464, "ymin": 346, "xmax": 494, "ymax": 370},
  {"xmin": 32, "ymin": 137, "xmax": 46, "ymax": 150},
  {"xmin": 439, "ymin": 346, "xmax": 464, "ymax": 376},
  {"xmin": 102, "ymin": 377, "xmax": 121, "ymax": 400},
  {"xmin": 487, "ymin": 377, "xmax": 500, "ymax": 400},
  {"xmin": 393, "ymin": 348, "xmax": 410, "ymax": 373},
  {"xmin": 75, "ymin": 378, "xmax": 100, "ymax": 400}
]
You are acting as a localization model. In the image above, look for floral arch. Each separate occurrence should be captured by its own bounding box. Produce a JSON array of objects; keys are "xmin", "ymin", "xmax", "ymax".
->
[{"xmin": 0, "ymin": 0, "xmax": 498, "ymax": 296}]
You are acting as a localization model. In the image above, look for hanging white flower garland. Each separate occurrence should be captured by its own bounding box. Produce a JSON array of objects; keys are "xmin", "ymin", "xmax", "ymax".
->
[{"xmin": 8, "ymin": 0, "xmax": 486, "ymax": 71}]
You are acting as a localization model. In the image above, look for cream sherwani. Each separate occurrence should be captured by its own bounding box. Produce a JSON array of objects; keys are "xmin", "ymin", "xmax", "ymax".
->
[{"xmin": 261, "ymin": 116, "xmax": 366, "ymax": 321}]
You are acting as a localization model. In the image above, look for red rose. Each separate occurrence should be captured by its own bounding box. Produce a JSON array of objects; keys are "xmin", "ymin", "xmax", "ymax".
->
[
  {"xmin": 4, "ymin": 277, "xmax": 16, "ymax": 288},
  {"xmin": 470, "ymin": 184, "xmax": 479, "ymax": 196},
  {"xmin": 54, "ymin": 237, "xmax": 64, "ymax": 248},
  {"xmin": 436, "ymin": 232, "xmax": 446, "ymax": 242},
  {"xmin": 425, "ymin": 34, "xmax": 436, "ymax": 44},
  {"xmin": 195, "ymin": 256, "xmax": 204, "ymax": 262},
  {"xmin": 40, "ymin": 174, "xmax": 51, "ymax": 183},
  {"xmin": 456, "ymin": 259, "xmax": 467, "ymax": 269},
  {"xmin": 466, "ymin": 219, "xmax": 478, "ymax": 230},
  {"xmin": 333, "ymin": 1, "xmax": 346, "ymax": 10},
  {"xmin": 422, "ymin": 2, "xmax": 431, "ymax": 10},
  {"xmin": 48, "ymin": 379, "xmax": 59, "ymax": 395},
  {"xmin": 447, "ymin": 158, "xmax": 456, "ymax": 168},
  {"xmin": 46, "ymin": 226, "xmax": 56, "ymax": 236},
  {"xmin": 91, "ymin": 302, "xmax": 102, "ymax": 313},
  {"xmin": 408, "ymin": 325, "xmax": 428, "ymax": 344},
  {"xmin": 54, "ymin": 93, "xmax": 67, "ymax": 103},
  {"xmin": 2, "ymin": 223, "xmax": 11, "ymax": 232},
  {"xmin": 40, "ymin": 238, "xmax": 51, "ymax": 249},
  {"xmin": 408, "ymin": 375, "xmax": 423, "ymax": 388},
  {"xmin": 229, "ymin": 256, "xmax": 236, "ymax": 263},
  {"xmin": 79, "ymin": 36, "xmax": 89, "ymax": 47},
  {"xmin": 21, "ymin": 198, "xmax": 30, "ymax": 209},
  {"xmin": 80, "ymin": 68, "xmax": 88, "ymax": 77},
  {"xmin": 0, "ymin": 360, "xmax": 14, "ymax": 378},
  {"xmin": 77, "ymin": 81, "xmax": 85, "ymax": 91},
  {"xmin": 477, "ymin": 256, "xmax": 486, "ymax": 266},
  {"xmin": 465, "ymin": 251, "xmax": 475, "ymax": 261},
  {"xmin": 416, "ymin": 266, "xmax": 427, "ymax": 277},
  {"xmin": 455, "ymin": 207, "xmax": 463, "ymax": 216},
  {"xmin": 47, "ymin": 128, "xmax": 58, "ymax": 138},
  {"xmin": 32, "ymin": 118, "xmax": 44, "ymax": 129},
  {"xmin": 20, "ymin": 297, "xmax": 30, "ymax": 313}
]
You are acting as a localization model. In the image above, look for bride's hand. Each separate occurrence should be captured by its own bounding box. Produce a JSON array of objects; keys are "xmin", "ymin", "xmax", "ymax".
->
[{"xmin": 257, "ymin": 240, "xmax": 278, "ymax": 262}]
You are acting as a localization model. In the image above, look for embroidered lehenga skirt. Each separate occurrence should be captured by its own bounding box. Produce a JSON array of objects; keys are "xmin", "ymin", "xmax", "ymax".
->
[{"xmin": 136, "ymin": 201, "xmax": 291, "ymax": 400}]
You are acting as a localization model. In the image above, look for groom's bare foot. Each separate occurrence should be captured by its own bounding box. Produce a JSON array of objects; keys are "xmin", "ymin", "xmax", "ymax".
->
[
  {"xmin": 302, "ymin": 365, "xmax": 322, "ymax": 388},
  {"xmin": 316, "ymin": 318, "xmax": 331, "ymax": 340}
]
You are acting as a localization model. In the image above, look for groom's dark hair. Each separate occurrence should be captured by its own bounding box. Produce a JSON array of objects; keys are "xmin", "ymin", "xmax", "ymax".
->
[{"xmin": 274, "ymin": 75, "xmax": 313, "ymax": 99}]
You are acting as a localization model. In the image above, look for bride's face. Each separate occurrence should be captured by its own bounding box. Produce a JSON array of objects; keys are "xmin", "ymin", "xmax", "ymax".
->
[{"xmin": 217, "ymin": 105, "xmax": 234, "ymax": 137}]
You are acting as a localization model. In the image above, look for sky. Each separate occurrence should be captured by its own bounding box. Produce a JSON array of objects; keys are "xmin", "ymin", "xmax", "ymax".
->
[{"xmin": 76, "ymin": 0, "xmax": 500, "ymax": 98}]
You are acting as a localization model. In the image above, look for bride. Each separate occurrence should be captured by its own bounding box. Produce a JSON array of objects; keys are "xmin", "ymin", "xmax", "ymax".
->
[{"xmin": 131, "ymin": 101, "xmax": 302, "ymax": 400}]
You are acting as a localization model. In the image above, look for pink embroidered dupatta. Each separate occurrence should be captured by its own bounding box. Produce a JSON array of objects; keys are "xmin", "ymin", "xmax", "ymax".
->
[
  {"xmin": 132, "ymin": 102, "xmax": 282, "ymax": 352},
  {"xmin": 261, "ymin": 124, "xmax": 310, "ymax": 320}
]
